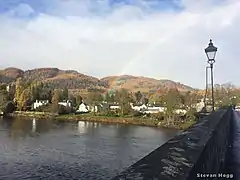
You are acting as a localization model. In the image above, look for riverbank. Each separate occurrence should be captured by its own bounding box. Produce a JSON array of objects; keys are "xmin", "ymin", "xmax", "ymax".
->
[
  {"xmin": 56, "ymin": 114, "xmax": 195, "ymax": 130},
  {"xmin": 12, "ymin": 111, "xmax": 58, "ymax": 119},
  {"xmin": 11, "ymin": 111, "xmax": 196, "ymax": 130}
]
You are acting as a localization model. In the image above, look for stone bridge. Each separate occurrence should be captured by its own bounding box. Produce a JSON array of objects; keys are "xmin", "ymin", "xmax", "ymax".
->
[{"xmin": 112, "ymin": 107, "xmax": 239, "ymax": 180}]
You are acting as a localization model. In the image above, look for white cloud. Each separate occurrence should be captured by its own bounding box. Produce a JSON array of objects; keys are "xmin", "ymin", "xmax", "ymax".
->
[{"xmin": 0, "ymin": 0, "xmax": 240, "ymax": 88}]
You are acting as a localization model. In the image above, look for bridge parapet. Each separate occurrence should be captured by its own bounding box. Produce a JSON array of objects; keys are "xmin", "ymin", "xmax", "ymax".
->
[{"xmin": 112, "ymin": 107, "xmax": 233, "ymax": 180}]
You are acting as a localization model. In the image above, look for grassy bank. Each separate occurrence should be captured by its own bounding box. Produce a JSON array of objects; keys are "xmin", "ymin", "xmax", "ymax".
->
[
  {"xmin": 12, "ymin": 111, "xmax": 196, "ymax": 130},
  {"xmin": 13, "ymin": 111, "xmax": 58, "ymax": 119},
  {"xmin": 56, "ymin": 113, "xmax": 196, "ymax": 130}
]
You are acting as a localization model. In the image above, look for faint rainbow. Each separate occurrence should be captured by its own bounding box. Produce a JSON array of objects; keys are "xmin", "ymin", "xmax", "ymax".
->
[
  {"xmin": 103, "ymin": 17, "xmax": 199, "ymax": 95},
  {"xmin": 103, "ymin": 36, "xmax": 170, "ymax": 95}
]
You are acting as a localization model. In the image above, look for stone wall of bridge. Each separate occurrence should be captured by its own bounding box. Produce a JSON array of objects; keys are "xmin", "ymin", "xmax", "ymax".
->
[{"xmin": 112, "ymin": 107, "xmax": 233, "ymax": 180}]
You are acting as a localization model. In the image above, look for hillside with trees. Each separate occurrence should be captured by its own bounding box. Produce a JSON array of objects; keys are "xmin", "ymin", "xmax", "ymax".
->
[
  {"xmin": 1, "ymin": 73, "xmax": 240, "ymax": 129},
  {"xmin": 101, "ymin": 75, "xmax": 194, "ymax": 93},
  {"xmin": 0, "ymin": 67, "xmax": 193, "ymax": 94}
]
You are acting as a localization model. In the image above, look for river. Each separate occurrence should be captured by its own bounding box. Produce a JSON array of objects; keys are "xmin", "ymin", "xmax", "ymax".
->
[{"xmin": 0, "ymin": 117, "xmax": 179, "ymax": 180}]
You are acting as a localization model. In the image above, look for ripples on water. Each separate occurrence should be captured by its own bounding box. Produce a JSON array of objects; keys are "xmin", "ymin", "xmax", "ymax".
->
[{"xmin": 0, "ymin": 118, "xmax": 178, "ymax": 180}]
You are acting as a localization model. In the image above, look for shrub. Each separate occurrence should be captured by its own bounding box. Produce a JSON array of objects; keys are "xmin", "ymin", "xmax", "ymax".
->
[
  {"xmin": 150, "ymin": 112, "xmax": 165, "ymax": 120},
  {"xmin": 46, "ymin": 104, "xmax": 72, "ymax": 115},
  {"xmin": 36, "ymin": 104, "xmax": 52, "ymax": 112},
  {"xmin": 132, "ymin": 110, "xmax": 144, "ymax": 117},
  {"xmin": 3, "ymin": 101, "xmax": 16, "ymax": 114}
]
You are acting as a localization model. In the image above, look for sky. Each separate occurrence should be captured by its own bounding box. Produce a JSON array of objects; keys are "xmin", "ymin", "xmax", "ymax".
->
[{"xmin": 0, "ymin": 0, "xmax": 239, "ymax": 89}]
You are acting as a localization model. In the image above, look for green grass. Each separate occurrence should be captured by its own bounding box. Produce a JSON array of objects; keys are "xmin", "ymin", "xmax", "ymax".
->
[
  {"xmin": 56, "ymin": 113, "xmax": 195, "ymax": 130},
  {"xmin": 13, "ymin": 111, "xmax": 196, "ymax": 130}
]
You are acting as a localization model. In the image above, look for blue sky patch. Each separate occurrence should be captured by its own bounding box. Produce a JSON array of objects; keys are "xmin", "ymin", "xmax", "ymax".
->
[{"xmin": 0, "ymin": 0, "xmax": 183, "ymax": 18}]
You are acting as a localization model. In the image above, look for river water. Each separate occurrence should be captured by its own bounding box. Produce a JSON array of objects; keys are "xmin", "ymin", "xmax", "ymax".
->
[{"xmin": 0, "ymin": 117, "xmax": 179, "ymax": 180}]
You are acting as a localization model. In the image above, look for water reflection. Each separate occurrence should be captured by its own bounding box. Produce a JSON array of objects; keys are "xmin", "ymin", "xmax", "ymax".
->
[
  {"xmin": 78, "ymin": 121, "xmax": 86, "ymax": 134},
  {"xmin": 0, "ymin": 118, "xmax": 53, "ymax": 139},
  {"xmin": 0, "ymin": 118, "xmax": 179, "ymax": 180},
  {"xmin": 32, "ymin": 118, "xmax": 36, "ymax": 133},
  {"xmin": 82, "ymin": 121, "xmax": 101, "ymax": 136}
]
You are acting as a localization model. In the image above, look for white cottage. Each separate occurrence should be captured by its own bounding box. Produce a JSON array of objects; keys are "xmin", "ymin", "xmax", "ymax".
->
[
  {"xmin": 88, "ymin": 105, "xmax": 98, "ymax": 113},
  {"xmin": 76, "ymin": 103, "xmax": 89, "ymax": 113},
  {"xmin": 144, "ymin": 106, "xmax": 166, "ymax": 114},
  {"xmin": 174, "ymin": 109, "xmax": 187, "ymax": 115},
  {"xmin": 195, "ymin": 99, "xmax": 205, "ymax": 112},
  {"xmin": 58, "ymin": 100, "xmax": 71, "ymax": 107},
  {"xmin": 33, "ymin": 100, "xmax": 49, "ymax": 109},
  {"xmin": 110, "ymin": 105, "xmax": 120, "ymax": 110},
  {"xmin": 130, "ymin": 103, "xmax": 147, "ymax": 111}
]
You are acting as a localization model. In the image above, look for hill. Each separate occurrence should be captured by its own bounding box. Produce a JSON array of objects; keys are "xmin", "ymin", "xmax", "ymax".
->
[
  {"xmin": 0, "ymin": 67, "xmax": 194, "ymax": 94},
  {"xmin": 100, "ymin": 75, "xmax": 193, "ymax": 93},
  {"xmin": 0, "ymin": 67, "xmax": 24, "ymax": 83}
]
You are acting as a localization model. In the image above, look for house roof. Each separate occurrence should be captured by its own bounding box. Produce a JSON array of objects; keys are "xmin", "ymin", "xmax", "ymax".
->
[
  {"xmin": 101, "ymin": 104, "xmax": 110, "ymax": 108},
  {"xmin": 101, "ymin": 102, "xmax": 119, "ymax": 106},
  {"xmin": 148, "ymin": 103, "xmax": 164, "ymax": 107},
  {"xmin": 145, "ymin": 108, "xmax": 160, "ymax": 112},
  {"xmin": 35, "ymin": 100, "xmax": 49, "ymax": 102},
  {"xmin": 80, "ymin": 102, "xmax": 87, "ymax": 106},
  {"xmin": 132, "ymin": 103, "xmax": 147, "ymax": 106}
]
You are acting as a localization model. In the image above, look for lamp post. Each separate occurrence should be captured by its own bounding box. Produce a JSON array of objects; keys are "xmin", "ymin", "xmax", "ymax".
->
[{"xmin": 204, "ymin": 39, "xmax": 218, "ymax": 112}]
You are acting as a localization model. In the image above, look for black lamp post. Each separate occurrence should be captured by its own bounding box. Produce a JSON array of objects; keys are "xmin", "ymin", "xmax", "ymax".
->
[{"xmin": 204, "ymin": 39, "xmax": 218, "ymax": 112}]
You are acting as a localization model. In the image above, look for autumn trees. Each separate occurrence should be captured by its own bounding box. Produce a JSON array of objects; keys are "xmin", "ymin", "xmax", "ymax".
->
[
  {"xmin": 115, "ymin": 89, "xmax": 133, "ymax": 116},
  {"xmin": 9, "ymin": 77, "xmax": 238, "ymax": 116},
  {"xmin": 0, "ymin": 84, "xmax": 9, "ymax": 113},
  {"xmin": 213, "ymin": 87, "xmax": 240, "ymax": 107},
  {"xmin": 0, "ymin": 84, "xmax": 15, "ymax": 114},
  {"xmin": 87, "ymin": 92, "xmax": 103, "ymax": 114},
  {"xmin": 134, "ymin": 91, "xmax": 142, "ymax": 104},
  {"xmin": 76, "ymin": 95, "xmax": 83, "ymax": 106},
  {"xmin": 15, "ymin": 80, "xmax": 48, "ymax": 110}
]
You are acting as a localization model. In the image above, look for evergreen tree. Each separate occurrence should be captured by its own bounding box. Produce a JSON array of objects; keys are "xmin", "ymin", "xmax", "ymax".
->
[
  {"xmin": 52, "ymin": 90, "xmax": 61, "ymax": 105},
  {"xmin": 62, "ymin": 87, "xmax": 69, "ymax": 100},
  {"xmin": 69, "ymin": 95, "xmax": 77, "ymax": 107},
  {"xmin": 0, "ymin": 88, "xmax": 8, "ymax": 113},
  {"xmin": 134, "ymin": 91, "xmax": 142, "ymax": 103},
  {"xmin": 76, "ymin": 95, "xmax": 83, "ymax": 105},
  {"xmin": 15, "ymin": 78, "xmax": 24, "ymax": 110},
  {"xmin": 87, "ymin": 92, "xmax": 103, "ymax": 114},
  {"xmin": 109, "ymin": 94, "xmax": 115, "ymax": 103},
  {"xmin": 163, "ymin": 89, "xmax": 181, "ymax": 125},
  {"xmin": 115, "ymin": 89, "xmax": 132, "ymax": 116},
  {"xmin": 105, "ymin": 93, "xmax": 111, "ymax": 102}
]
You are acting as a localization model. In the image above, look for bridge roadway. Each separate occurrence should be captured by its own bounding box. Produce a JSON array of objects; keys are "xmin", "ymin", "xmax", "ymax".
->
[
  {"xmin": 224, "ymin": 110, "xmax": 240, "ymax": 179},
  {"xmin": 112, "ymin": 107, "xmax": 239, "ymax": 180}
]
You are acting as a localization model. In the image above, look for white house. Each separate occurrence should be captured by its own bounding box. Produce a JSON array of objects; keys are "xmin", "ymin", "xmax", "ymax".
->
[
  {"xmin": 6, "ymin": 84, "xmax": 14, "ymax": 92},
  {"xmin": 58, "ymin": 100, "xmax": 71, "ymax": 107},
  {"xmin": 174, "ymin": 109, "xmax": 187, "ymax": 115},
  {"xmin": 130, "ymin": 103, "xmax": 166, "ymax": 114},
  {"xmin": 130, "ymin": 103, "xmax": 147, "ymax": 111},
  {"xmin": 195, "ymin": 99, "xmax": 205, "ymax": 112},
  {"xmin": 88, "ymin": 105, "xmax": 98, "ymax": 113},
  {"xmin": 76, "ymin": 103, "xmax": 89, "ymax": 113},
  {"xmin": 6, "ymin": 85, "xmax": 10, "ymax": 92},
  {"xmin": 235, "ymin": 106, "xmax": 240, "ymax": 111},
  {"xmin": 110, "ymin": 105, "xmax": 120, "ymax": 109},
  {"xmin": 33, "ymin": 100, "xmax": 49, "ymax": 109},
  {"xmin": 144, "ymin": 106, "xmax": 166, "ymax": 114}
]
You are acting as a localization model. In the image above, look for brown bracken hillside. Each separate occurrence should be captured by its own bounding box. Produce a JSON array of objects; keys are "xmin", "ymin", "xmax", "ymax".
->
[
  {"xmin": 100, "ymin": 75, "xmax": 193, "ymax": 93},
  {"xmin": 0, "ymin": 67, "xmax": 194, "ymax": 93}
]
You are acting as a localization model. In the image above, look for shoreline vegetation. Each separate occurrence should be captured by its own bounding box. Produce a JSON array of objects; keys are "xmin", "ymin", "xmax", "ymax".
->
[
  {"xmin": 9, "ymin": 111, "xmax": 196, "ymax": 130},
  {"xmin": 0, "ymin": 82, "xmax": 205, "ymax": 130},
  {"xmin": 0, "ymin": 68, "xmax": 239, "ymax": 132}
]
